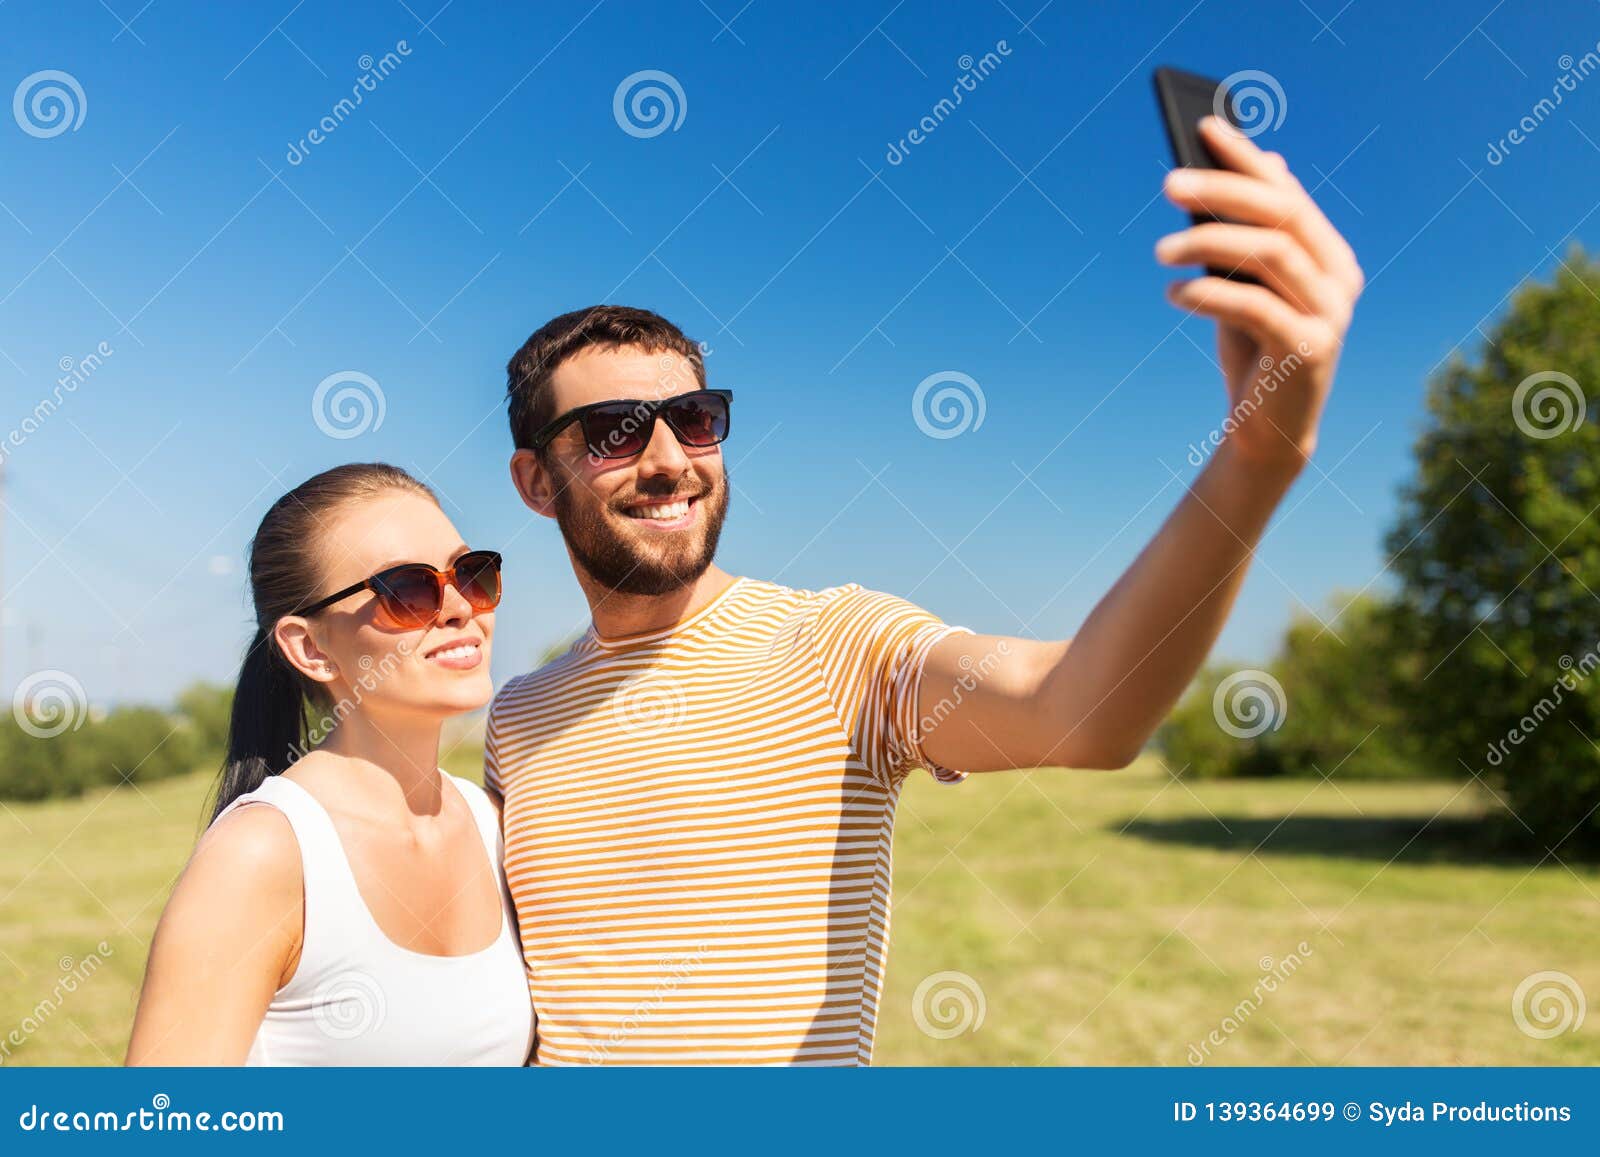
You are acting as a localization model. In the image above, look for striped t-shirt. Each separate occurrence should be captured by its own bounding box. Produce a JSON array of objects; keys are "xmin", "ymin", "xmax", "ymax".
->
[{"xmin": 484, "ymin": 576, "xmax": 970, "ymax": 1065}]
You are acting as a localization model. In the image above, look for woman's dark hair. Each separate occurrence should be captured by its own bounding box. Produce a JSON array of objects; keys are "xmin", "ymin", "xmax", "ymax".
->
[{"xmin": 207, "ymin": 462, "xmax": 437, "ymax": 822}]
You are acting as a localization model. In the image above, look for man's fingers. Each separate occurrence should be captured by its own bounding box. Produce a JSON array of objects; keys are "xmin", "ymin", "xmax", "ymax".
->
[
  {"xmin": 1169, "ymin": 121, "xmax": 1364, "ymax": 295},
  {"xmin": 1167, "ymin": 168, "xmax": 1308, "ymax": 234},
  {"xmin": 1156, "ymin": 222, "xmax": 1346, "ymax": 323},
  {"xmin": 1197, "ymin": 115, "xmax": 1285, "ymax": 183},
  {"xmin": 1165, "ymin": 168, "xmax": 1362, "ymax": 296},
  {"xmin": 1165, "ymin": 275, "xmax": 1326, "ymax": 353}
]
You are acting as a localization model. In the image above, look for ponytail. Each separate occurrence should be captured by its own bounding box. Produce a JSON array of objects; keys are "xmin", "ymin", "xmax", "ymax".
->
[
  {"xmin": 204, "ymin": 463, "xmax": 438, "ymax": 825},
  {"xmin": 208, "ymin": 628, "xmax": 308, "ymax": 821}
]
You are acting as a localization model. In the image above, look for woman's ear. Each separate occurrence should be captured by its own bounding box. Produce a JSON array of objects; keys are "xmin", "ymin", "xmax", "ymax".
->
[
  {"xmin": 274, "ymin": 616, "xmax": 340, "ymax": 686},
  {"xmin": 510, "ymin": 448, "xmax": 558, "ymax": 519}
]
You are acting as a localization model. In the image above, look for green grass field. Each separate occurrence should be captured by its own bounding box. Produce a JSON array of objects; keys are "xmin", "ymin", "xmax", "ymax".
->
[{"xmin": 2, "ymin": 756, "xmax": 1595, "ymax": 1065}]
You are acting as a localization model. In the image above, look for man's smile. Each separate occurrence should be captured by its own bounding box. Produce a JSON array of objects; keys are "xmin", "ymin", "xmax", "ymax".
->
[{"xmin": 618, "ymin": 494, "xmax": 700, "ymax": 530}]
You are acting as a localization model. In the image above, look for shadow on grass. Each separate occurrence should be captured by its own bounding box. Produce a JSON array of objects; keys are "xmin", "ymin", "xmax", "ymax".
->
[{"xmin": 1114, "ymin": 813, "xmax": 1568, "ymax": 866}]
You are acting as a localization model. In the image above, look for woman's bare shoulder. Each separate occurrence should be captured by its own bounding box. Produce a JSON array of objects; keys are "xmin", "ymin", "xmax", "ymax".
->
[{"xmin": 188, "ymin": 800, "xmax": 302, "ymax": 901}]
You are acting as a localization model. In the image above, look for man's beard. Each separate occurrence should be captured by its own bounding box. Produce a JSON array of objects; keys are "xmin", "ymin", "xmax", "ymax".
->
[{"xmin": 552, "ymin": 469, "xmax": 729, "ymax": 596}]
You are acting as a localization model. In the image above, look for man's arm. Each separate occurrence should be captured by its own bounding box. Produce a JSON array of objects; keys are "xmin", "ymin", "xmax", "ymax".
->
[{"xmin": 916, "ymin": 117, "xmax": 1364, "ymax": 774}]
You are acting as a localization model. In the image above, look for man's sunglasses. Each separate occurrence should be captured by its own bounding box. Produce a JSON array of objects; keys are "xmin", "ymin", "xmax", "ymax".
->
[
  {"xmin": 295, "ymin": 550, "xmax": 503, "ymax": 629},
  {"xmin": 530, "ymin": 388, "xmax": 732, "ymax": 460}
]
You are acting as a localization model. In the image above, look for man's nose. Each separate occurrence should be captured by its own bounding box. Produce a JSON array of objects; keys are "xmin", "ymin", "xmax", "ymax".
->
[{"xmin": 634, "ymin": 414, "xmax": 690, "ymax": 479}]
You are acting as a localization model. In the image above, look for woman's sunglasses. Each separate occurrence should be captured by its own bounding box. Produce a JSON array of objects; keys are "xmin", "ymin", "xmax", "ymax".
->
[
  {"xmin": 295, "ymin": 550, "xmax": 503, "ymax": 629},
  {"xmin": 530, "ymin": 388, "xmax": 732, "ymax": 460}
]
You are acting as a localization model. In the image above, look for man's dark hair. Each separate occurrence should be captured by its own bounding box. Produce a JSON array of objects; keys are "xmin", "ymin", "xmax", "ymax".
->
[{"xmin": 505, "ymin": 305, "xmax": 706, "ymax": 451}]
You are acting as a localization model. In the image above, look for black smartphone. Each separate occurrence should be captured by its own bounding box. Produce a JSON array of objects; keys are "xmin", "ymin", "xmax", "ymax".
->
[{"xmin": 1152, "ymin": 66, "xmax": 1258, "ymax": 282}]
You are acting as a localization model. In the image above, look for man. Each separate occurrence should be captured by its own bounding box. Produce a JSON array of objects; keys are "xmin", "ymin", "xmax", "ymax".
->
[{"xmin": 486, "ymin": 117, "xmax": 1363, "ymax": 1065}]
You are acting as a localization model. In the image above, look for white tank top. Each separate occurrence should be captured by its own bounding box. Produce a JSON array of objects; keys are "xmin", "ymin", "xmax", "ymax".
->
[{"xmin": 212, "ymin": 772, "xmax": 535, "ymax": 1066}]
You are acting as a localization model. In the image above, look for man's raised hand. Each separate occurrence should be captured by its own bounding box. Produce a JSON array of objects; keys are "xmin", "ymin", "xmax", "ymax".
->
[{"xmin": 1156, "ymin": 115, "xmax": 1364, "ymax": 475}]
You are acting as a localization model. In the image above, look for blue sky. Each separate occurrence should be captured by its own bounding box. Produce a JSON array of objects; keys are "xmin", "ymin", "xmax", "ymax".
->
[{"xmin": 2, "ymin": 0, "xmax": 1596, "ymax": 705}]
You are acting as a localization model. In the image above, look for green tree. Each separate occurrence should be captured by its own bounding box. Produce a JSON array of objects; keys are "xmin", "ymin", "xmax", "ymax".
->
[
  {"xmin": 176, "ymin": 681, "xmax": 234, "ymax": 759},
  {"xmin": 1272, "ymin": 594, "xmax": 1439, "ymax": 780},
  {"xmin": 1157, "ymin": 660, "xmax": 1285, "ymax": 778},
  {"xmin": 92, "ymin": 706, "xmax": 197, "ymax": 786},
  {"xmin": 0, "ymin": 707, "xmax": 196, "ymax": 801},
  {"xmin": 0, "ymin": 722, "xmax": 97, "ymax": 801},
  {"xmin": 1157, "ymin": 594, "xmax": 1434, "ymax": 781},
  {"xmin": 1386, "ymin": 249, "xmax": 1600, "ymax": 852}
]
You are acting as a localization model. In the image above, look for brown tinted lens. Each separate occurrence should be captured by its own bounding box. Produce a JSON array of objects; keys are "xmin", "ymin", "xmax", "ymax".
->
[
  {"xmin": 454, "ymin": 552, "xmax": 502, "ymax": 610},
  {"xmin": 371, "ymin": 566, "xmax": 442, "ymax": 627},
  {"xmin": 580, "ymin": 403, "xmax": 651, "ymax": 459},
  {"xmin": 663, "ymin": 393, "xmax": 728, "ymax": 446}
]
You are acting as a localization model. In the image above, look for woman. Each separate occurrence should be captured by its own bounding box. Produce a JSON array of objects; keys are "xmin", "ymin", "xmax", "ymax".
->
[{"xmin": 127, "ymin": 463, "xmax": 534, "ymax": 1065}]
